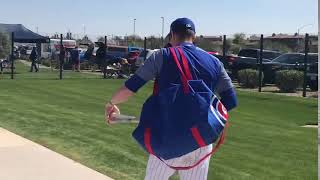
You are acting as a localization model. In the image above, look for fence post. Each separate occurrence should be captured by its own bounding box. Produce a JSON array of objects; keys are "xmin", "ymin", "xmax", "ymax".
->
[
  {"xmin": 11, "ymin": 32, "xmax": 14, "ymax": 79},
  {"xmin": 302, "ymin": 33, "xmax": 309, "ymax": 97},
  {"xmin": 59, "ymin": 34, "xmax": 63, "ymax": 80},
  {"xmin": 258, "ymin": 34, "xmax": 263, "ymax": 92},
  {"xmin": 222, "ymin": 35, "xmax": 226, "ymax": 58},
  {"xmin": 144, "ymin": 37, "xmax": 147, "ymax": 61},
  {"xmin": 103, "ymin": 35, "xmax": 107, "ymax": 79},
  {"xmin": 49, "ymin": 38, "xmax": 53, "ymax": 72}
]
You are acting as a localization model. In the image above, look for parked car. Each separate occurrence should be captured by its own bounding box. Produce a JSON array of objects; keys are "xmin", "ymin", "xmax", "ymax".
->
[
  {"xmin": 211, "ymin": 54, "xmax": 237, "ymax": 68},
  {"xmin": 231, "ymin": 48, "xmax": 282, "ymax": 79},
  {"xmin": 307, "ymin": 62, "xmax": 318, "ymax": 91},
  {"xmin": 263, "ymin": 53, "xmax": 318, "ymax": 90},
  {"xmin": 207, "ymin": 51, "xmax": 220, "ymax": 55}
]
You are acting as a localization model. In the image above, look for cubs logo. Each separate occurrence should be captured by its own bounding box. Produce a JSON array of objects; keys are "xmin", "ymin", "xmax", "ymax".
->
[{"xmin": 216, "ymin": 101, "xmax": 228, "ymax": 120}]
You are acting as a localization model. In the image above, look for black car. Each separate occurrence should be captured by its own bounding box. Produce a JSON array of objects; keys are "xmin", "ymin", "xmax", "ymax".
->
[
  {"xmin": 307, "ymin": 62, "xmax": 318, "ymax": 91},
  {"xmin": 231, "ymin": 48, "xmax": 282, "ymax": 79},
  {"xmin": 263, "ymin": 53, "xmax": 318, "ymax": 90}
]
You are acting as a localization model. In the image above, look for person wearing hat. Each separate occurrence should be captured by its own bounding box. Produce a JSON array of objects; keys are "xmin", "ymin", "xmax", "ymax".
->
[
  {"xmin": 105, "ymin": 18, "xmax": 237, "ymax": 179},
  {"xmin": 29, "ymin": 47, "xmax": 39, "ymax": 72}
]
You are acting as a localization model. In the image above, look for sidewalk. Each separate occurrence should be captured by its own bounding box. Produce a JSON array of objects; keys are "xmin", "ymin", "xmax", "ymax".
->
[
  {"xmin": 0, "ymin": 128, "xmax": 113, "ymax": 180},
  {"xmin": 18, "ymin": 60, "xmax": 51, "ymax": 69}
]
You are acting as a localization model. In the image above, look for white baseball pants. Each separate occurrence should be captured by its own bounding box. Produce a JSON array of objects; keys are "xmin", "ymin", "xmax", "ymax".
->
[{"xmin": 144, "ymin": 144, "xmax": 213, "ymax": 180}]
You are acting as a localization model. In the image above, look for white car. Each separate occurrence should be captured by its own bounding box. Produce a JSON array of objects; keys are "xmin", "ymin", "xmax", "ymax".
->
[{"xmin": 135, "ymin": 49, "xmax": 158, "ymax": 67}]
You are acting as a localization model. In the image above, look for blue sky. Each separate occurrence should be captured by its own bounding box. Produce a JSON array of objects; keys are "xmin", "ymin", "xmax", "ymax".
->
[{"xmin": 0, "ymin": 0, "xmax": 317, "ymax": 39}]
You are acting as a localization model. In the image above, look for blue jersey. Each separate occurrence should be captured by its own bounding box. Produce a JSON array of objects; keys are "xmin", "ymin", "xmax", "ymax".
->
[
  {"xmin": 126, "ymin": 42, "xmax": 233, "ymax": 94},
  {"xmin": 157, "ymin": 43, "xmax": 229, "ymax": 93},
  {"xmin": 125, "ymin": 42, "xmax": 237, "ymax": 110}
]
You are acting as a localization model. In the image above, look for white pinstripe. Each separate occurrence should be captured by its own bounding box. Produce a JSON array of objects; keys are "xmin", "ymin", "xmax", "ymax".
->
[{"xmin": 144, "ymin": 144, "xmax": 213, "ymax": 180}]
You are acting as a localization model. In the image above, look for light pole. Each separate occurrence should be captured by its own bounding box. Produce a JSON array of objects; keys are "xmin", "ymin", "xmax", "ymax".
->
[
  {"xmin": 133, "ymin": 18, "xmax": 136, "ymax": 46},
  {"xmin": 161, "ymin": 17, "xmax": 164, "ymax": 45},
  {"xmin": 82, "ymin": 24, "xmax": 86, "ymax": 37},
  {"xmin": 297, "ymin": 24, "xmax": 313, "ymax": 51},
  {"xmin": 133, "ymin": 18, "xmax": 136, "ymax": 36}
]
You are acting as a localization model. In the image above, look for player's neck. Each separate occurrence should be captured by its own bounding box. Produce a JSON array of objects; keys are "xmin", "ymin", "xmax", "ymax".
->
[{"xmin": 172, "ymin": 40, "xmax": 193, "ymax": 46}]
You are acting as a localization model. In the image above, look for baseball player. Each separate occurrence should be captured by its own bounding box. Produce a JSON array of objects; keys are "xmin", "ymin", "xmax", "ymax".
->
[{"xmin": 105, "ymin": 18, "xmax": 237, "ymax": 180}]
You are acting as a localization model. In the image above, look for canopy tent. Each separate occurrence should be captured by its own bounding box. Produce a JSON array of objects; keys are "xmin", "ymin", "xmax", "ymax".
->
[{"xmin": 0, "ymin": 23, "xmax": 49, "ymax": 43}]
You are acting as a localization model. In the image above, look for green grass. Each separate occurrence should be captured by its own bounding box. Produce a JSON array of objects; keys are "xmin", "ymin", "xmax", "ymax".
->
[
  {"xmin": 1, "ymin": 61, "xmax": 101, "ymax": 80},
  {"xmin": 0, "ymin": 62, "xmax": 317, "ymax": 180}
]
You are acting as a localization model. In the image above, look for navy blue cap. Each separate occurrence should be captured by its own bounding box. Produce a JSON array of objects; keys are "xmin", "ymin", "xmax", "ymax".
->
[{"xmin": 170, "ymin": 18, "xmax": 196, "ymax": 33}]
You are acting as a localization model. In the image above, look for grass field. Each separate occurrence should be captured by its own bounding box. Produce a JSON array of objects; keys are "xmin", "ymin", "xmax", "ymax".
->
[{"xmin": 0, "ymin": 62, "xmax": 317, "ymax": 180}]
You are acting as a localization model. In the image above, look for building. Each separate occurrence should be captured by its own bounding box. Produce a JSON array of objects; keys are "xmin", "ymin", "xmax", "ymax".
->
[
  {"xmin": 264, "ymin": 33, "xmax": 318, "ymax": 52},
  {"xmin": 196, "ymin": 35, "xmax": 222, "ymax": 42}
]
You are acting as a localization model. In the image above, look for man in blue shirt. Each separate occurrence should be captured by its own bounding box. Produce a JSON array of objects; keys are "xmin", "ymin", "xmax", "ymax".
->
[{"xmin": 105, "ymin": 18, "xmax": 237, "ymax": 180}]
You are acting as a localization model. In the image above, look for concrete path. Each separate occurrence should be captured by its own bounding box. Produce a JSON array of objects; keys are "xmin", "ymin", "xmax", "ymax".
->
[
  {"xmin": 0, "ymin": 128, "xmax": 113, "ymax": 180},
  {"xmin": 18, "ymin": 60, "xmax": 51, "ymax": 69}
]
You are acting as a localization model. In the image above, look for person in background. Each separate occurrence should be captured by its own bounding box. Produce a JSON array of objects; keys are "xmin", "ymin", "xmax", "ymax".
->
[
  {"xmin": 59, "ymin": 46, "xmax": 66, "ymax": 71},
  {"xmin": 66, "ymin": 49, "xmax": 71, "ymax": 64},
  {"xmin": 29, "ymin": 47, "xmax": 38, "ymax": 72},
  {"xmin": 84, "ymin": 44, "xmax": 95, "ymax": 71},
  {"xmin": 95, "ymin": 42, "xmax": 106, "ymax": 73},
  {"xmin": 71, "ymin": 46, "xmax": 81, "ymax": 72}
]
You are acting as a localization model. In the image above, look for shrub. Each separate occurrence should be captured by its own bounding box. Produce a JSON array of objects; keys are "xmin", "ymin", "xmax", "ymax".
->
[
  {"xmin": 237, "ymin": 69, "xmax": 263, "ymax": 88},
  {"xmin": 0, "ymin": 32, "xmax": 10, "ymax": 59},
  {"xmin": 275, "ymin": 70, "xmax": 303, "ymax": 92}
]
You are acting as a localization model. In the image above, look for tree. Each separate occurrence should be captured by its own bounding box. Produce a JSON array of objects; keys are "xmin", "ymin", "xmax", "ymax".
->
[
  {"xmin": 66, "ymin": 32, "xmax": 73, "ymax": 40},
  {"xmin": 233, "ymin": 33, "xmax": 246, "ymax": 45},
  {"xmin": 264, "ymin": 41, "xmax": 292, "ymax": 53},
  {"xmin": 0, "ymin": 32, "xmax": 10, "ymax": 59},
  {"xmin": 225, "ymin": 39, "xmax": 232, "ymax": 53},
  {"xmin": 147, "ymin": 36, "xmax": 162, "ymax": 49},
  {"xmin": 76, "ymin": 35, "xmax": 93, "ymax": 46},
  {"xmin": 112, "ymin": 36, "xmax": 122, "ymax": 41},
  {"xmin": 97, "ymin": 36, "xmax": 105, "ymax": 43},
  {"xmin": 124, "ymin": 35, "xmax": 144, "ymax": 47},
  {"xmin": 195, "ymin": 38, "xmax": 213, "ymax": 51},
  {"xmin": 229, "ymin": 44, "xmax": 242, "ymax": 54},
  {"xmin": 50, "ymin": 33, "xmax": 59, "ymax": 39}
]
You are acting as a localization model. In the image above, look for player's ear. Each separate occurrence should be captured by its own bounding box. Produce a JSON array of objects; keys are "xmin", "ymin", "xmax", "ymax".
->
[
  {"xmin": 192, "ymin": 33, "xmax": 196, "ymax": 41},
  {"xmin": 171, "ymin": 32, "xmax": 177, "ymax": 45}
]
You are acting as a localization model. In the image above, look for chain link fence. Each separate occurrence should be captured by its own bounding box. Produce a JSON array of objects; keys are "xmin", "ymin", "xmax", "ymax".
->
[{"xmin": 1, "ymin": 31, "xmax": 318, "ymax": 97}]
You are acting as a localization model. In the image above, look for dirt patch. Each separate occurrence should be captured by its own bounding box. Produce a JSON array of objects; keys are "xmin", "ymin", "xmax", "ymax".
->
[
  {"xmin": 18, "ymin": 60, "xmax": 51, "ymax": 69},
  {"xmin": 234, "ymin": 83, "xmax": 318, "ymax": 98}
]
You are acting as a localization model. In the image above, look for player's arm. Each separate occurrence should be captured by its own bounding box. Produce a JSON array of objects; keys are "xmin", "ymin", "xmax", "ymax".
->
[
  {"xmin": 215, "ymin": 62, "xmax": 238, "ymax": 111},
  {"xmin": 105, "ymin": 50, "xmax": 163, "ymax": 122}
]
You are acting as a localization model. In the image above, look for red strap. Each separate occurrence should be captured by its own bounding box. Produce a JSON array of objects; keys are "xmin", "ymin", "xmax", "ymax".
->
[
  {"xmin": 191, "ymin": 127, "xmax": 206, "ymax": 147},
  {"xmin": 177, "ymin": 47, "xmax": 192, "ymax": 80},
  {"xmin": 153, "ymin": 79, "xmax": 159, "ymax": 95},
  {"xmin": 169, "ymin": 47, "xmax": 190, "ymax": 94},
  {"xmin": 153, "ymin": 47, "xmax": 193, "ymax": 95},
  {"xmin": 144, "ymin": 128, "xmax": 154, "ymax": 154}
]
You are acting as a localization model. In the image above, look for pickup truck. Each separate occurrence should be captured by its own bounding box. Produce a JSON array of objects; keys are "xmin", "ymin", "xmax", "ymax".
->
[{"xmin": 231, "ymin": 48, "xmax": 282, "ymax": 78}]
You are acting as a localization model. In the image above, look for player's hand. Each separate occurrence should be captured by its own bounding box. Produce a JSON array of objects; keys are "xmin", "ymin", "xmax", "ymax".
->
[{"xmin": 105, "ymin": 102, "xmax": 120, "ymax": 125}]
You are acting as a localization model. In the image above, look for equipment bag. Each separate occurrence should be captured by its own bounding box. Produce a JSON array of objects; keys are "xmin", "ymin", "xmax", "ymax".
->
[{"xmin": 132, "ymin": 47, "xmax": 229, "ymax": 170}]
